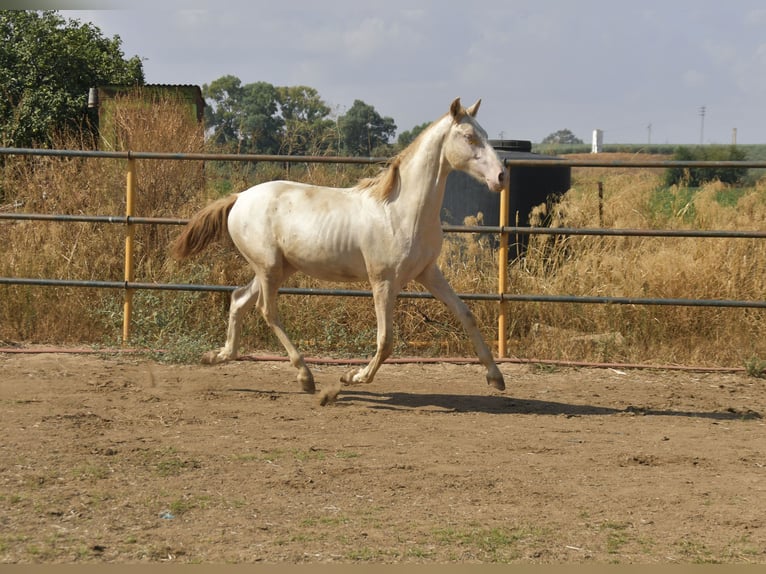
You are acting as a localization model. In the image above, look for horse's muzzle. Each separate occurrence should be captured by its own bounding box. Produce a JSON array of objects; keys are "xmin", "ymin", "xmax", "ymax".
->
[{"xmin": 487, "ymin": 170, "xmax": 505, "ymax": 193}]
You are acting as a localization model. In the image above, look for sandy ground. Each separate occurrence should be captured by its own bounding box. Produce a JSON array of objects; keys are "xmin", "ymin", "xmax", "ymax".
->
[{"xmin": 1, "ymin": 351, "xmax": 764, "ymax": 564}]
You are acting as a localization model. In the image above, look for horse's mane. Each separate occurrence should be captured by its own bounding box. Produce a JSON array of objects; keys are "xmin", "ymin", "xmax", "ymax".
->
[
  {"xmin": 355, "ymin": 155, "xmax": 403, "ymax": 202},
  {"xmin": 355, "ymin": 111, "xmax": 450, "ymax": 203}
]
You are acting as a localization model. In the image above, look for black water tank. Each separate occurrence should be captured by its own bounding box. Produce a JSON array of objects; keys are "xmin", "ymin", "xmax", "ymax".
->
[{"xmin": 442, "ymin": 140, "xmax": 571, "ymax": 259}]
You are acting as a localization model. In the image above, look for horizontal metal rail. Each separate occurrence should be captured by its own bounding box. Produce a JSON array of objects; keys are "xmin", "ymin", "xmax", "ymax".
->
[
  {"xmin": 504, "ymin": 157, "xmax": 766, "ymax": 169},
  {"xmin": 445, "ymin": 224, "xmax": 766, "ymax": 239},
  {"xmin": 3, "ymin": 213, "xmax": 766, "ymax": 240},
  {"xmin": 2, "ymin": 277, "xmax": 765, "ymax": 309},
  {"xmin": 0, "ymin": 146, "xmax": 388, "ymax": 164},
  {"xmin": 4, "ymin": 145, "xmax": 766, "ymax": 169},
  {"xmin": 0, "ymin": 213, "xmax": 190, "ymax": 225}
]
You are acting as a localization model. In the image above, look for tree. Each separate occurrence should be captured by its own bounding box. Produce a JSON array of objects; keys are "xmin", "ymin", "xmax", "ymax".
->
[
  {"xmin": 203, "ymin": 78, "xmax": 398, "ymax": 157},
  {"xmin": 203, "ymin": 76, "xmax": 283, "ymax": 154},
  {"xmin": 0, "ymin": 10, "xmax": 144, "ymax": 147},
  {"xmin": 339, "ymin": 99, "xmax": 396, "ymax": 156},
  {"xmin": 202, "ymin": 75, "xmax": 243, "ymax": 149},
  {"xmin": 239, "ymin": 81, "xmax": 283, "ymax": 154},
  {"xmin": 276, "ymin": 85, "xmax": 334, "ymax": 155},
  {"xmin": 396, "ymin": 121, "xmax": 431, "ymax": 150},
  {"xmin": 541, "ymin": 129, "xmax": 583, "ymax": 145}
]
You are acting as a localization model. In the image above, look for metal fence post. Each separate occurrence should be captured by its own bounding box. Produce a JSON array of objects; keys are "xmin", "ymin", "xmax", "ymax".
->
[
  {"xmin": 497, "ymin": 163, "xmax": 511, "ymax": 358},
  {"xmin": 122, "ymin": 156, "xmax": 136, "ymax": 346}
]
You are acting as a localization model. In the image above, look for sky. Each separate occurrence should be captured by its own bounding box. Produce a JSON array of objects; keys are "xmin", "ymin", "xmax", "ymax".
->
[{"xmin": 52, "ymin": 1, "xmax": 766, "ymax": 145}]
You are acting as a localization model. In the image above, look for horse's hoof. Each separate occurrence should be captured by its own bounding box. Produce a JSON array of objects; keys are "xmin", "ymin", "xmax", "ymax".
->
[
  {"xmin": 318, "ymin": 384, "xmax": 341, "ymax": 406},
  {"xmin": 487, "ymin": 373, "xmax": 506, "ymax": 391},
  {"xmin": 299, "ymin": 371, "xmax": 316, "ymax": 394},
  {"xmin": 340, "ymin": 368, "xmax": 362, "ymax": 385},
  {"xmin": 302, "ymin": 380, "xmax": 316, "ymax": 394},
  {"xmin": 201, "ymin": 350, "xmax": 226, "ymax": 365}
]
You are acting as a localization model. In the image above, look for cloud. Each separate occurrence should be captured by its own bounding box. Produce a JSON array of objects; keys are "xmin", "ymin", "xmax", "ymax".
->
[
  {"xmin": 736, "ymin": 42, "xmax": 766, "ymax": 94},
  {"xmin": 174, "ymin": 9, "xmax": 207, "ymax": 29},
  {"xmin": 682, "ymin": 69, "xmax": 706, "ymax": 88},
  {"xmin": 744, "ymin": 8, "xmax": 766, "ymax": 26},
  {"xmin": 64, "ymin": 1, "xmax": 766, "ymax": 144},
  {"xmin": 343, "ymin": 18, "xmax": 390, "ymax": 62}
]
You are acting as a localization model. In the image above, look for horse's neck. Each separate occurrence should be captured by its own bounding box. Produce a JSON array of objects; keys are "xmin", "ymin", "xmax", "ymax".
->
[{"xmin": 392, "ymin": 118, "xmax": 451, "ymax": 229}]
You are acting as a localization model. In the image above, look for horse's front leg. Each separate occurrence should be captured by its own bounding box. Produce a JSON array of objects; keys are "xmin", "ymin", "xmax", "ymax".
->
[
  {"xmin": 416, "ymin": 263, "xmax": 505, "ymax": 391},
  {"xmin": 341, "ymin": 279, "xmax": 396, "ymax": 386}
]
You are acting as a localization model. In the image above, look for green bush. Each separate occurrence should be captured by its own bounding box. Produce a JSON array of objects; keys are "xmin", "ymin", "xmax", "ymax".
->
[{"xmin": 664, "ymin": 145, "xmax": 748, "ymax": 187}]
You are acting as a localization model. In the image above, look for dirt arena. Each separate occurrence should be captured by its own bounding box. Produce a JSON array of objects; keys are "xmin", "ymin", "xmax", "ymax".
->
[{"xmin": 1, "ymin": 350, "xmax": 764, "ymax": 564}]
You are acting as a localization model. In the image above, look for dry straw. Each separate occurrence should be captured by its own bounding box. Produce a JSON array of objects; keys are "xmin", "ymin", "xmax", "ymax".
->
[{"xmin": 1, "ymin": 103, "xmax": 765, "ymax": 368}]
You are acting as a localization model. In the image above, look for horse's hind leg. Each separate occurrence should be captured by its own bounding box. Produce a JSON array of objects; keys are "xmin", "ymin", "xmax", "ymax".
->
[
  {"xmin": 203, "ymin": 278, "xmax": 259, "ymax": 365},
  {"xmin": 257, "ymin": 276, "xmax": 315, "ymax": 394}
]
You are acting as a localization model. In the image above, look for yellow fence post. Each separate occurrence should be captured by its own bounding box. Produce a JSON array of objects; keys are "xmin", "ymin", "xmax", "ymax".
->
[
  {"xmin": 122, "ymin": 156, "xmax": 136, "ymax": 346},
  {"xmin": 497, "ymin": 163, "xmax": 510, "ymax": 358}
]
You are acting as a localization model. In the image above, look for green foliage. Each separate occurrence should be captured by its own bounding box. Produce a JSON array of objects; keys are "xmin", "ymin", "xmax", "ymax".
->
[
  {"xmin": 0, "ymin": 10, "xmax": 144, "ymax": 147},
  {"xmin": 277, "ymin": 85, "xmax": 335, "ymax": 155},
  {"xmin": 202, "ymin": 76, "xmax": 397, "ymax": 157},
  {"xmin": 744, "ymin": 357, "xmax": 766, "ymax": 379},
  {"xmin": 664, "ymin": 145, "xmax": 748, "ymax": 187},
  {"xmin": 648, "ymin": 186, "xmax": 698, "ymax": 223},
  {"xmin": 202, "ymin": 75, "xmax": 283, "ymax": 154},
  {"xmin": 541, "ymin": 128, "xmax": 583, "ymax": 145},
  {"xmin": 396, "ymin": 121, "xmax": 431, "ymax": 150},
  {"xmin": 339, "ymin": 99, "xmax": 397, "ymax": 156}
]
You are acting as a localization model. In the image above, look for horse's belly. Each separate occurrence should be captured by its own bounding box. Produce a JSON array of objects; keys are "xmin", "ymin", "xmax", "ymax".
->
[
  {"xmin": 284, "ymin": 244, "xmax": 368, "ymax": 282},
  {"xmin": 293, "ymin": 260, "xmax": 366, "ymax": 282}
]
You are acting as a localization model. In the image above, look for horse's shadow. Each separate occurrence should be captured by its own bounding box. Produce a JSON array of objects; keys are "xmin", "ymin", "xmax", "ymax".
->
[
  {"xmin": 333, "ymin": 389, "xmax": 762, "ymax": 421},
  {"xmin": 228, "ymin": 387, "xmax": 761, "ymax": 421}
]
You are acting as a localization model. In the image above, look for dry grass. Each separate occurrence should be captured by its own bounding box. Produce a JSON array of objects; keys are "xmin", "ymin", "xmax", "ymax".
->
[
  {"xmin": 1, "ymin": 112, "xmax": 765, "ymax": 368},
  {"xmin": 508, "ymin": 161, "xmax": 766, "ymax": 366}
]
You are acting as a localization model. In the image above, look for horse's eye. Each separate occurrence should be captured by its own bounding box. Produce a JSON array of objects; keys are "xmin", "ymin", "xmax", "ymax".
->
[{"xmin": 466, "ymin": 134, "xmax": 479, "ymax": 146}]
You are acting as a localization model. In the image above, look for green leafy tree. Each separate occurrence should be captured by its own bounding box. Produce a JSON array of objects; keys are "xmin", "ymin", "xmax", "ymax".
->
[
  {"xmin": 203, "ymin": 79, "xmax": 399, "ymax": 157},
  {"xmin": 240, "ymin": 81, "xmax": 282, "ymax": 154},
  {"xmin": 541, "ymin": 129, "xmax": 583, "ymax": 145},
  {"xmin": 0, "ymin": 10, "xmax": 144, "ymax": 147},
  {"xmin": 276, "ymin": 85, "xmax": 334, "ymax": 155},
  {"xmin": 202, "ymin": 75, "xmax": 243, "ymax": 149},
  {"xmin": 277, "ymin": 85, "xmax": 330, "ymax": 124},
  {"xmin": 664, "ymin": 145, "xmax": 748, "ymax": 187},
  {"xmin": 203, "ymin": 76, "xmax": 283, "ymax": 154},
  {"xmin": 396, "ymin": 121, "xmax": 431, "ymax": 150},
  {"xmin": 339, "ymin": 99, "xmax": 396, "ymax": 156}
]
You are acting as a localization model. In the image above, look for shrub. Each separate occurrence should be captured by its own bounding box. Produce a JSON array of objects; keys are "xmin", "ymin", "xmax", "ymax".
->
[{"xmin": 664, "ymin": 145, "xmax": 748, "ymax": 187}]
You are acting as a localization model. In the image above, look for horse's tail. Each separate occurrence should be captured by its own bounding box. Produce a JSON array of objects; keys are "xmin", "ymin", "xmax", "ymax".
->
[{"xmin": 171, "ymin": 194, "xmax": 238, "ymax": 260}]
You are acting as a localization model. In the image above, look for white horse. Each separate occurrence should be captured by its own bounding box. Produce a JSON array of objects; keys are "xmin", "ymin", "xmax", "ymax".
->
[{"xmin": 172, "ymin": 98, "xmax": 506, "ymax": 395}]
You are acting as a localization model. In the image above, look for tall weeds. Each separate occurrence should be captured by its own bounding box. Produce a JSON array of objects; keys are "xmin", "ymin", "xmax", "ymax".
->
[
  {"xmin": 1, "ymin": 108, "xmax": 765, "ymax": 369},
  {"xmin": 508, "ymin": 162, "xmax": 766, "ymax": 366}
]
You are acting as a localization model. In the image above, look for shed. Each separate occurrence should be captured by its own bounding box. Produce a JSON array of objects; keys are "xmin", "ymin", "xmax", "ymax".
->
[{"xmin": 88, "ymin": 84, "xmax": 205, "ymax": 150}]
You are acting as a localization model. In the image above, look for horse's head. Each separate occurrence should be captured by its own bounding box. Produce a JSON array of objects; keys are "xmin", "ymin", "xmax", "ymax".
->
[{"xmin": 444, "ymin": 98, "xmax": 505, "ymax": 193}]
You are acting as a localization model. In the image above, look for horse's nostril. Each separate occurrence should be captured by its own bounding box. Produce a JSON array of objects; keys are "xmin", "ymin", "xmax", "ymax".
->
[{"xmin": 497, "ymin": 171, "xmax": 505, "ymax": 183}]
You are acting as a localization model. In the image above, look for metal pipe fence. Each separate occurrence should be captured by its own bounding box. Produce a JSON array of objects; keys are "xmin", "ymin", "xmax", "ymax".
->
[{"xmin": 1, "ymin": 146, "xmax": 765, "ymax": 355}]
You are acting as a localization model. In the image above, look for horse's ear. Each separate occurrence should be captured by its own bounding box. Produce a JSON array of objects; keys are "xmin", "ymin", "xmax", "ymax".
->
[
  {"xmin": 466, "ymin": 99, "xmax": 481, "ymax": 117},
  {"xmin": 449, "ymin": 98, "xmax": 463, "ymax": 120}
]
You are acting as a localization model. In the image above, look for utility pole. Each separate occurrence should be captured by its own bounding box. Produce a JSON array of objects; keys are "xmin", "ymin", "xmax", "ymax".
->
[
  {"xmin": 699, "ymin": 105, "xmax": 706, "ymax": 145},
  {"xmin": 647, "ymin": 123, "xmax": 652, "ymax": 145}
]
